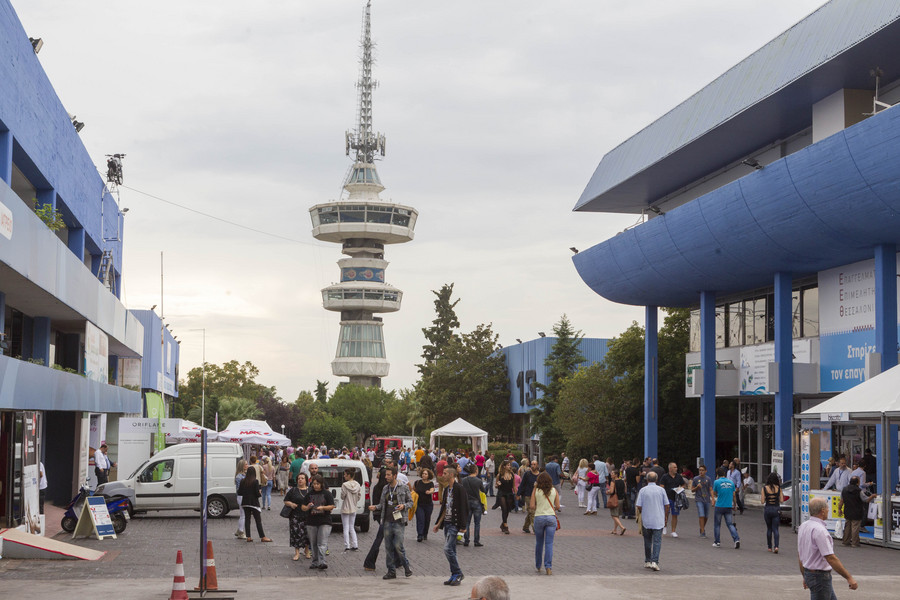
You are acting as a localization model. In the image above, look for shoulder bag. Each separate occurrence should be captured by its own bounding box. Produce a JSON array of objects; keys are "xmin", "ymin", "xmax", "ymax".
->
[{"xmin": 606, "ymin": 483, "xmax": 619, "ymax": 508}]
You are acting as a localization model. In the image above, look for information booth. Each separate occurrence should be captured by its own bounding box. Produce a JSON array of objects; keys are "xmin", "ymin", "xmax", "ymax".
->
[{"xmin": 792, "ymin": 365, "xmax": 900, "ymax": 548}]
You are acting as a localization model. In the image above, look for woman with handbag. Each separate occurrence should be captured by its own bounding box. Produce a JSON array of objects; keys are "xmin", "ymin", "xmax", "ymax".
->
[
  {"xmin": 530, "ymin": 471, "xmax": 560, "ymax": 575},
  {"xmin": 303, "ymin": 474, "xmax": 336, "ymax": 570},
  {"xmin": 584, "ymin": 463, "xmax": 601, "ymax": 515},
  {"xmin": 607, "ymin": 469, "xmax": 626, "ymax": 535},
  {"xmin": 283, "ymin": 473, "xmax": 311, "ymax": 560},
  {"xmin": 238, "ymin": 466, "xmax": 272, "ymax": 543},
  {"xmin": 413, "ymin": 468, "xmax": 436, "ymax": 542},
  {"xmin": 495, "ymin": 462, "xmax": 516, "ymax": 534},
  {"xmin": 574, "ymin": 458, "xmax": 589, "ymax": 508}
]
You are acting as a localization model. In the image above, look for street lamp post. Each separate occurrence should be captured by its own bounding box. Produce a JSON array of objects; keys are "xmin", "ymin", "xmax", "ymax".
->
[
  {"xmin": 281, "ymin": 424, "xmax": 285, "ymax": 440},
  {"xmin": 190, "ymin": 328, "xmax": 206, "ymax": 427}
]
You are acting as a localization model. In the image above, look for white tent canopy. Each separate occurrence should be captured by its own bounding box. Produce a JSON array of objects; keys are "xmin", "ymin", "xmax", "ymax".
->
[
  {"xmin": 165, "ymin": 419, "xmax": 218, "ymax": 444},
  {"xmin": 800, "ymin": 363, "xmax": 900, "ymax": 419},
  {"xmin": 429, "ymin": 417, "xmax": 488, "ymax": 454},
  {"xmin": 218, "ymin": 419, "xmax": 291, "ymax": 447}
]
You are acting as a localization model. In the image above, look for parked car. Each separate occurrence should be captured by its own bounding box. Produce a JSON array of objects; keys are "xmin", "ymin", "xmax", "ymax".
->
[
  {"xmin": 95, "ymin": 442, "xmax": 243, "ymax": 518},
  {"xmin": 302, "ymin": 458, "xmax": 371, "ymax": 532},
  {"xmin": 779, "ymin": 477, "xmax": 830, "ymax": 524}
]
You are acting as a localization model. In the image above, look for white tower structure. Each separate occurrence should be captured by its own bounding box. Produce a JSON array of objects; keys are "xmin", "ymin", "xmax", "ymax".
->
[{"xmin": 310, "ymin": 0, "xmax": 417, "ymax": 388}]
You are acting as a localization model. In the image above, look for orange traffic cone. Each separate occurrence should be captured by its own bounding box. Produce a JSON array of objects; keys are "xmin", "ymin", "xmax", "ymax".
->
[
  {"xmin": 195, "ymin": 540, "xmax": 219, "ymax": 591},
  {"xmin": 169, "ymin": 550, "xmax": 189, "ymax": 600}
]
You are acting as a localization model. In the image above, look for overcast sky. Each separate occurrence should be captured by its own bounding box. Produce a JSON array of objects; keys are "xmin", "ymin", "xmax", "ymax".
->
[{"xmin": 14, "ymin": 0, "xmax": 827, "ymax": 401}]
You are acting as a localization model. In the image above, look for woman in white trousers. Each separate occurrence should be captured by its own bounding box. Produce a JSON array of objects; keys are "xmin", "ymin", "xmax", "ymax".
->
[
  {"xmin": 340, "ymin": 469, "xmax": 362, "ymax": 551},
  {"xmin": 234, "ymin": 460, "xmax": 247, "ymax": 538},
  {"xmin": 575, "ymin": 459, "xmax": 589, "ymax": 508},
  {"xmin": 585, "ymin": 464, "xmax": 601, "ymax": 514}
]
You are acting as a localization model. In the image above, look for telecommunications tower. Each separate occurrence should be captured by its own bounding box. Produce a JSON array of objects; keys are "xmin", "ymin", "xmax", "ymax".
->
[{"xmin": 309, "ymin": 1, "xmax": 418, "ymax": 387}]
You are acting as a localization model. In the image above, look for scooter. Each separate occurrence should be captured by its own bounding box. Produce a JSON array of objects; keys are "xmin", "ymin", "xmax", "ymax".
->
[{"xmin": 60, "ymin": 482, "xmax": 129, "ymax": 534}]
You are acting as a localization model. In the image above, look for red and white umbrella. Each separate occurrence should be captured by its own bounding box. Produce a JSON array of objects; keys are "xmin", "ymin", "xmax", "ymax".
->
[
  {"xmin": 165, "ymin": 420, "xmax": 218, "ymax": 444},
  {"xmin": 217, "ymin": 419, "xmax": 290, "ymax": 447}
]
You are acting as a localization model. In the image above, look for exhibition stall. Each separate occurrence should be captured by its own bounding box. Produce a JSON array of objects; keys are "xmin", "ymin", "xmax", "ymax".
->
[{"xmin": 429, "ymin": 417, "xmax": 488, "ymax": 455}]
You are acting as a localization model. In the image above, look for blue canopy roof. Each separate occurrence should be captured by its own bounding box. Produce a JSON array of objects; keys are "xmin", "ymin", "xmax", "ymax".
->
[{"xmin": 573, "ymin": 104, "xmax": 900, "ymax": 307}]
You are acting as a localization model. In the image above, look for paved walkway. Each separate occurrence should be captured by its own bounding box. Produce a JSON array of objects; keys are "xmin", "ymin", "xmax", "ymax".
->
[{"xmin": 3, "ymin": 486, "xmax": 898, "ymax": 598}]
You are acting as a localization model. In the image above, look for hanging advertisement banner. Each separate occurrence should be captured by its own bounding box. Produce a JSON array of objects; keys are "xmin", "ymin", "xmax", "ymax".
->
[
  {"xmin": 145, "ymin": 393, "xmax": 167, "ymax": 454},
  {"xmin": 818, "ymin": 256, "xmax": 900, "ymax": 392},
  {"xmin": 771, "ymin": 449, "xmax": 784, "ymax": 481},
  {"xmin": 799, "ymin": 431, "xmax": 811, "ymax": 523},
  {"xmin": 739, "ymin": 339, "xmax": 811, "ymax": 395},
  {"xmin": 85, "ymin": 321, "xmax": 109, "ymax": 384}
]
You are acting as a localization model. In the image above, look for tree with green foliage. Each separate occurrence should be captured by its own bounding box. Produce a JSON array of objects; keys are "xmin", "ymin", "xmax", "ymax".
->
[
  {"xmin": 553, "ymin": 309, "xmax": 696, "ymax": 465},
  {"xmin": 315, "ymin": 380, "xmax": 329, "ymax": 404},
  {"xmin": 327, "ymin": 384, "xmax": 395, "ymax": 447},
  {"xmin": 418, "ymin": 283, "xmax": 460, "ymax": 371},
  {"xmin": 176, "ymin": 360, "xmax": 268, "ymax": 429},
  {"xmin": 217, "ymin": 396, "xmax": 262, "ymax": 426},
  {"xmin": 530, "ymin": 315, "xmax": 584, "ymax": 455},
  {"xmin": 417, "ymin": 323, "xmax": 510, "ymax": 436},
  {"xmin": 301, "ymin": 413, "xmax": 353, "ymax": 449}
]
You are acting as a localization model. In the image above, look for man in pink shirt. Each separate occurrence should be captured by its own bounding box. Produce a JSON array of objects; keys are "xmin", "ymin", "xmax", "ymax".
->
[{"xmin": 797, "ymin": 497, "xmax": 858, "ymax": 598}]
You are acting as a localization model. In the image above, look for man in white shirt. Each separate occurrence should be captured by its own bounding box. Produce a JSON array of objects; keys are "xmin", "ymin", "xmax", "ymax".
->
[
  {"xmin": 849, "ymin": 460, "xmax": 866, "ymax": 487},
  {"xmin": 593, "ymin": 455, "xmax": 609, "ymax": 508},
  {"xmin": 94, "ymin": 443, "xmax": 115, "ymax": 485},
  {"xmin": 823, "ymin": 457, "xmax": 851, "ymax": 492},
  {"xmin": 635, "ymin": 471, "xmax": 669, "ymax": 571},
  {"xmin": 484, "ymin": 455, "xmax": 495, "ymax": 497}
]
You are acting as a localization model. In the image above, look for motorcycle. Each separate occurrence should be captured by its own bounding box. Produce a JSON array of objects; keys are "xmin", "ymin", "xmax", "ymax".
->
[{"xmin": 60, "ymin": 482, "xmax": 129, "ymax": 534}]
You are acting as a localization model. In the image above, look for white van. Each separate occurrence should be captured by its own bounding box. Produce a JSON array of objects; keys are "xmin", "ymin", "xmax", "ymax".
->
[
  {"xmin": 301, "ymin": 458, "xmax": 371, "ymax": 532},
  {"xmin": 96, "ymin": 442, "xmax": 243, "ymax": 518}
]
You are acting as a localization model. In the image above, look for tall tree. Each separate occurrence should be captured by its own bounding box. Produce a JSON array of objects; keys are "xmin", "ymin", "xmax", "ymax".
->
[
  {"xmin": 327, "ymin": 384, "xmax": 395, "ymax": 447},
  {"xmin": 553, "ymin": 309, "xmax": 696, "ymax": 466},
  {"xmin": 176, "ymin": 360, "xmax": 268, "ymax": 428},
  {"xmin": 217, "ymin": 396, "xmax": 262, "ymax": 426},
  {"xmin": 301, "ymin": 413, "xmax": 353, "ymax": 449},
  {"xmin": 315, "ymin": 380, "xmax": 329, "ymax": 404},
  {"xmin": 417, "ymin": 323, "xmax": 510, "ymax": 436},
  {"xmin": 418, "ymin": 283, "xmax": 461, "ymax": 371},
  {"xmin": 530, "ymin": 315, "xmax": 585, "ymax": 455}
]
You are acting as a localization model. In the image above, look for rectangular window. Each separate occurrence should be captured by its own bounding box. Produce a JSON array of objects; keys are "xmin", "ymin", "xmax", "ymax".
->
[
  {"xmin": 689, "ymin": 309, "xmax": 700, "ymax": 352},
  {"xmin": 792, "ymin": 290, "xmax": 801, "ymax": 338},
  {"xmin": 802, "ymin": 286, "xmax": 819, "ymax": 337},
  {"xmin": 728, "ymin": 302, "xmax": 744, "ymax": 347}
]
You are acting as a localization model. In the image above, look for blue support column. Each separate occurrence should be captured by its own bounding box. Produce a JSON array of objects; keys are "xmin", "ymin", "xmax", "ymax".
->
[
  {"xmin": 0, "ymin": 130, "xmax": 12, "ymax": 185},
  {"xmin": 33, "ymin": 316, "xmax": 51, "ymax": 366},
  {"xmin": 37, "ymin": 188, "xmax": 56, "ymax": 211},
  {"xmin": 644, "ymin": 305, "xmax": 658, "ymax": 459},
  {"xmin": 875, "ymin": 244, "xmax": 898, "ymax": 371},
  {"xmin": 875, "ymin": 424, "xmax": 899, "ymax": 496},
  {"xmin": 67, "ymin": 227, "xmax": 85, "ymax": 261},
  {"xmin": 774, "ymin": 272, "xmax": 793, "ymax": 477},
  {"xmin": 700, "ymin": 291, "xmax": 716, "ymax": 469},
  {"xmin": 874, "ymin": 245, "xmax": 898, "ymax": 496}
]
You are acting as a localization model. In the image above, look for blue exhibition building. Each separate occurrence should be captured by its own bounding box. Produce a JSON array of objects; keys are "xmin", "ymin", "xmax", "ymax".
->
[{"xmin": 573, "ymin": 0, "xmax": 900, "ymax": 547}]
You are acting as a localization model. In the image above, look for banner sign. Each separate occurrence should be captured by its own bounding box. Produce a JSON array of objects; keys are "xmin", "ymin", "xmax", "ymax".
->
[
  {"xmin": 73, "ymin": 496, "xmax": 116, "ymax": 540},
  {"xmin": 818, "ymin": 256, "xmax": 900, "ymax": 391},
  {"xmin": 118, "ymin": 418, "xmax": 182, "ymax": 433},
  {"xmin": 85, "ymin": 321, "xmax": 109, "ymax": 384},
  {"xmin": 800, "ymin": 431, "xmax": 811, "ymax": 523},
  {"xmin": 739, "ymin": 339, "xmax": 811, "ymax": 395},
  {"xmin": 771, "ymin": 449, "xmax": 784, "ymax": 481}
]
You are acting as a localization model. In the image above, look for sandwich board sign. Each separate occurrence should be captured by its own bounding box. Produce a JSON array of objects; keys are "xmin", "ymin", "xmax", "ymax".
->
[{"xmin": 73, "ymin": 496, "xmax": 116, "ymax": 540}]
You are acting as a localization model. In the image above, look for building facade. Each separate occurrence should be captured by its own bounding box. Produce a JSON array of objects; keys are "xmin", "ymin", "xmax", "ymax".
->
[
  {"xmin": 0, "ymin": 2, "xmax": 143, "ymax": 529},
  {"xmin": 502, "ymin": 337, "xmax": 609, "ymax": 458},
  {"xmin": 573, "ymin": 0, "xmax": 900, "ymax": 517}
]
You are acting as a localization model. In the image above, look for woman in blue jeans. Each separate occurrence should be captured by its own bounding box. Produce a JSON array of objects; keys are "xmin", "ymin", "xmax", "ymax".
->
[
  {"xmin": 530, "ymin": 471, "xmax": 561, "ymax": 575},
  {"xmin": 762, "ymin": 472, "xmax": 784, "ymax": 553}
]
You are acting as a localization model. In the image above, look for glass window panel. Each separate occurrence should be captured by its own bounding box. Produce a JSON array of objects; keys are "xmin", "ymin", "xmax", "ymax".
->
[
  {"xmin": 715, "ymin": 307, "xmax": 726, "ymax": 349},
  {"xmin": 689, "ymin": 309, "xmax": 700, "ymax": 352},
  {"xmin": 340, "ymin": 209, "xmax": 365, "ymax": 223},
  {"xmin": 791, "ymin": 290, "xmax": 801, "ymax": 338},
  {"xmin": 765, "ymin": 294, "xmax": 775, "ymax": 342},
  {"xmin": 365, "ymin": 291, "xmax": 382, "ymax": 300},
  {"xmin": 391, "ymin": 213, "xmax": 410, "ymax": 226},
  {"xmin": 728, "ymin": 302, "xmax": 743, "ymax": 347},
  {"xmin": 318, "ymin": 208, "xmax": 338, "ymax": 225},
  {"xmin": 802, "ymin": 287, "xmax": 819, "ymax": 337},
  {"xmin": 366, "ymin": 210, "xmax": 391, "ymax": 224},
  {"xmin": 345, "ymin": 291, "xmax": 363, "ymax": 300}
]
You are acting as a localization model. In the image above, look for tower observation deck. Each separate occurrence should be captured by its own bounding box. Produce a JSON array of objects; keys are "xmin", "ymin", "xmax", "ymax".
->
[{"xmin": 310, "ymin": 1, "xmax": 417, "ymax": 387}]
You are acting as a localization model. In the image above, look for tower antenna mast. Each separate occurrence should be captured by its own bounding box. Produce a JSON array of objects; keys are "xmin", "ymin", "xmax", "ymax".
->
[{"xmin": 346, "ymin": 0, "xmax": 385, "ymax": 164}]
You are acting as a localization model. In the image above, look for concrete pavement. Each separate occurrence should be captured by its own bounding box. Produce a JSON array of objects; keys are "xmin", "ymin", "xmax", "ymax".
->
[{"xmin": 2, "ymin": 484, "xmax": 899, "ymax": 598}]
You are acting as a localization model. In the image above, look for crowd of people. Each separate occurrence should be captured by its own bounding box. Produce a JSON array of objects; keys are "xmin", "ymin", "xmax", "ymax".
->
[{"xmin": 226, "ymin": 443, "xmax": 863, "ymax": 598}]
